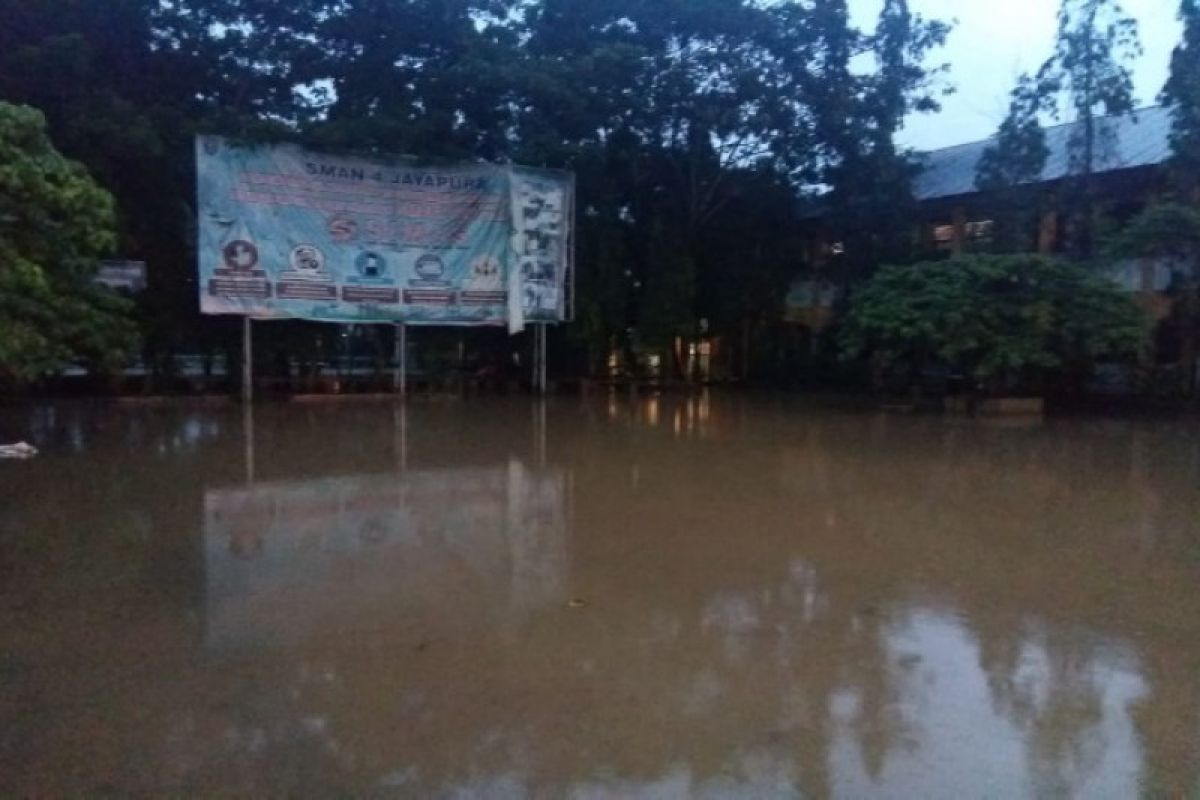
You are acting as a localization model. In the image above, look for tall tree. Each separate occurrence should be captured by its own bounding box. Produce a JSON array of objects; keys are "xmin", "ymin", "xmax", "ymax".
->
[
  {"xmin": 0, "ymin": 0, "xmax": 307, "ymax": 380},
  {"xmin": 1038, "ymin": 0, "xmax": 1142, "ymax": 257},
  {"xmin": 1153, "ymin": 1, "xmax": 1200, "ymax": 393},
  {"xmin": 0, "ymin": 102, "xmax": 138, "ymax": 386},
  {"xmin": 300, "ymin": 0, "xmax": 522, "ymax": 159},
  {"xmin": 1162, "ymin": 0, "xmax": 1200, "ymax": 196},
  {"xmin": 799, "ymin": 0, "xmax": 951, "ymax": 282},
  {"xmin": 975, "ymin": 74, "xmax": 1055, "ymax": 250},
  {"xmin": 516, "ymin": 0, "xmax": 807, "ymax": 368}
]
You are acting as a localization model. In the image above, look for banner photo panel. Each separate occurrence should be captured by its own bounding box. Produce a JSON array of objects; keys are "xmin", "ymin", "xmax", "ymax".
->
[{"xmin": 195, "ymin": 136, "xmax": 573, "ymax": 328}]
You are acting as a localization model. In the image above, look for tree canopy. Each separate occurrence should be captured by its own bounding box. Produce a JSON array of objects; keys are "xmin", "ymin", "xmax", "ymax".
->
[
  {"xmin": 975, "ymin": 75, "xmax": 1056, "ymax": 251},
  {"xmin": 975, "ymin": 0, "xmax": 1142, "ymax": 259},
  {"xmin": 1108, "ymin": 202, "xmax": 1200, "ymax": 392},
  {"xmin": 0, "ymin": 101, "xmax": 137, "ymax": 385},
  {"xmin": 840, "ymin": 254, "xmax": 1145, "ymax": 386},
  {"xmin": 0, "ymin": 0, "xmax": 954, "ymax": 377},
  {"xmin": 1163, "ymin": 0, "xmax": 1200, "ymax": 194},
  {"xmin": 1108, "ymin": 203, "xmax": 1200, "ymax": 261}
]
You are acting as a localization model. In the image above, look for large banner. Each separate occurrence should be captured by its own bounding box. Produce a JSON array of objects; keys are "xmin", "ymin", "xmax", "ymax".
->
[{"xmin": 196, "ymin": 136, "xmax": 573, "ymax": 329}]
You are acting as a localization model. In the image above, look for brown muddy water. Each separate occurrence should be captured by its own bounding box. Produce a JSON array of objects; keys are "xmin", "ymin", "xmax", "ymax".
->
[{"xmin": 2, "ymin": 394, "xmax": 1199, "ymax": 797}]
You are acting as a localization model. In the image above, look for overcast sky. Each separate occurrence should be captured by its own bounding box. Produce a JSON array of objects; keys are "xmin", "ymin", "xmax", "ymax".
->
[{"xmin": 847, "ymin": 0, "xmax": 1184, "ymax": 152}]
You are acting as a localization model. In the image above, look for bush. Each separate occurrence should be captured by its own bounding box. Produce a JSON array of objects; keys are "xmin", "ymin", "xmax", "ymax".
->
[
  {"xmin": 840, "ymin": 254, "xmax": 1146, "ymax": 392},
  {"xmin": 0, "ymin": 102, "xmax": 138, "ymax": 386}
]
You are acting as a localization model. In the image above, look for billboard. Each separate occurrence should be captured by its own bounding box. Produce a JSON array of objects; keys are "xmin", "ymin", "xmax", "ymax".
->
[{"xmin": 195, "ymin": 136, "xmax": 573, "ymax": 330}]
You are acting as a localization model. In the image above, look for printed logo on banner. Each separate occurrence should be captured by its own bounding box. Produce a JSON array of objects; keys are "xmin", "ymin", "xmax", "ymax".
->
[
  {"xmin": 462, "ymin": 255, "xmax": 506, "ymax": 307},
  {"xmin": 278, "ymin": 243, "xmax": 337, "ymax": 301},
  {"xmin": 290, "ymin": 244, "xmax": 326, "ymax": 275},
  {"xmin": 224, "ymin": 240, "xmax": 259, "ymax": 271},
  {"xmin": 404, "ymin": 253, "xmax": 456, "ymax": 306},
  {"xmin": 342, "ymin": 250, "xmax": 400, "ymax": 305},
  {"xmin": 411, "ymin": 254, "xmax": 448, "ymax": 286},
  {"xmin": 328, "ymin": 217, "xmax": 358, "ymax": 243},
  {"xmin": 209, "ymin": 232, "xmax": 271, "ymax": 300},
  {"xmin": 355, "ymin": 251, "xmax": 389, "ymax": 280}
]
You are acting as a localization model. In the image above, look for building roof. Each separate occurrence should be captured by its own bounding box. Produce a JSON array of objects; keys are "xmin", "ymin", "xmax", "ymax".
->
[{"xmin": 912, "ymin": 105, "xmax": 1173, "ymax": 202}]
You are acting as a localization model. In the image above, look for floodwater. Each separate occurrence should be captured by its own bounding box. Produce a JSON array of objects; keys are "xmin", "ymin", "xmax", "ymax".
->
[{"xmin": 2, "ymin": 395, "xmax": 1200, "ymax": 798}]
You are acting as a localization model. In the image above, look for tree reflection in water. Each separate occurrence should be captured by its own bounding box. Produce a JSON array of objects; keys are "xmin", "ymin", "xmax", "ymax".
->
[{"xmin": 1, "ymin": 398, "xmax": 1199, "ymax": 795}]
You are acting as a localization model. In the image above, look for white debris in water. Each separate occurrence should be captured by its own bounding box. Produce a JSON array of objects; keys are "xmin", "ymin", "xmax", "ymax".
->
[{"xmin": 0, "ymin": 442, "xmax": 37, "ymax": 459}]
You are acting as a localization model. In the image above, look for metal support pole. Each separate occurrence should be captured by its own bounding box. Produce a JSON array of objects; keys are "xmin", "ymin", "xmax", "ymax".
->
[
  {"xmin": 539, "ymin": 394, "xmax": 547, "ymax": 467},
  {"xmin": 533, "ymin": 324, "xmax": 545, "ymax": 395},
  {"xmin": 400, "ymin": 322, "xmax": 408, "ymax": 397},
  {"xmin": 531, "ymin": 325, "xmax": 539, "ymax": 394},
  {"xmin": 393, "ymin": 401, "xmax": 408, "ymax": 472},
  {"xmin": 243, "ymin": 401, "xmax": 255, "ymax": 485},
  {"xmin": 539, "ymin": 324, "xmax": 548, "ymax": 395},
  {"xmin": 534, "ymin": 395, "xmax": 547, "ymax": 469},
  {"xmin": 242, "ymin": 316, "xmax": 253, "ymax": 404},
  {"xmin": 393, "ymin": 322, "xmax": 408, "ymax": 396}
]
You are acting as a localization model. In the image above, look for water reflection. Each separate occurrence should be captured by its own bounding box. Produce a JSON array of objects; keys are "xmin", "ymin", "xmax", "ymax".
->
[
  {"xmin": 204, "ymin": 460, "xmax": 568, "ymax": 649},
  {"xmin": 2, "ymin": 397, "xmax": 1200, "ymax": 795}
]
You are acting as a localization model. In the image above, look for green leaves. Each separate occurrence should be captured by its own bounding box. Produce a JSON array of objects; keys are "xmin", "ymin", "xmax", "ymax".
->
[
  {"xmin": 976, "ymin": 0, "xmax": 1142, "ymax": 258},
  {"xmin": 976, "ymin": 74, "xmax": 1053, "ymax": 196},
  {"xmin": 841, "ymin": 254, "xmax": 1146, "ymax": 384},
  {"xmin": 1163, "ymin": 0, "xmax": 1200, "ymax": 189},
  {"xmin": 0, "ymin": 0, "xmax": 955, "ymax": 376},
  {"xmin": 1106, "ymin": 203, "xmax": 1200, "ymax": 261},
  {"xmin": 0, "ymin": 102, "xmax": 137, "ymax": 385}
]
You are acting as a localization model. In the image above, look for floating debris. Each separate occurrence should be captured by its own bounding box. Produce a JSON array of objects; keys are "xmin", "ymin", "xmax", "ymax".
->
[
  {"xmin": 0, "ymin": 442, "xmax": 37, "ymax": 459},
  {"xmin": 567, "ymin": 598, "xmax": 588, "ymax": 609}
]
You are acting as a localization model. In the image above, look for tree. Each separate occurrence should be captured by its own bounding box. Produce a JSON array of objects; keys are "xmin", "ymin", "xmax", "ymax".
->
[
  {"xmin": 975, "ymin": 74, "xmax": 1055, "ymax": 251},
  {"xmin": 0, "ymin": 102, "xmax": 138, "ymax": 386},
  {"xmin": 1039, "ymin": 0, "xmax": 1143, "ymax": 257},
  {"xmin": 1162, "ymin": 0, "xmax": 1200, "ymax": 195},
  {"xmin": 840, "ymin": 254, "xmax": 1145, "ymax": 392},
  {"xmin": 0, "ymin": 0, "xmax": 954, "ymax": 384},
  {"xmin": 1108, "ymin": 203, "xmax": 1200, "ymax": 392},
  {"xmin": 0, "ymin": 0, "xmax": 308, "ymax": 381},
  {"xmin": 791, "ymin": 0, "xmax": 951, "ymax": 281},
  {"xmin": 1139, "ymin": 2, "xmax": 1200, "ymax": 393},
  {"xmin": 511, "ymin": 0, "xmax": 950, "ymax": 374},
  {"xmin": 513, "ymin": 0, "xmax": 839, "ymax": 370},
  {"xmin": 299, "ymin": 0, "xmax": 521, "ymax": 159}
]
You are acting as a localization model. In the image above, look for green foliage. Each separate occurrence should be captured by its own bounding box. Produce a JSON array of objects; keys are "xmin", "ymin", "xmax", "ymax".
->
[
  {"xmin": 976, "ymin": 75, "xmax": 1056, "ymax": 251},
  {"xmin": 1107, "ymin": 202, "xmax": 1200, "ymax": 394},
  {"xmin": 1107, "ymin": 203, "xmax": 1200, "ymax": 261},
  {"xmin": 0, "ymin": 102, "xmax": 138, "ymax": 384},
  {"xmin": 976, "ymin": 0, "xmax": 1141, "ymax": 259},
  {"xmin": 0, "ymin": 0, "xmax": 954, "ymax": 379},
  {"xmin": 803, "ymin": 0, "xmax": 952, "ymax": 278},
  {"xmin": 505, "ymin": 0, "xmax": 950, "ymax": 362},
  {"xmin": 1042, "ymin": 0, "xmax": 1142, "ymax": 256},
  {"xmin": 1042, "ymin": 0, "xmax": 1142, "ymax": 151},
  {"xmin": 1162, "ymin": 0, "xmax": 1200, "ymax": 190},
  {"xmin": 840, "ymin": 254, "xmax": 1145, "ymax": 383},
  {"xmin": 977, "ymin": 76, "xmax": 1053, "ymax": 194}
]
